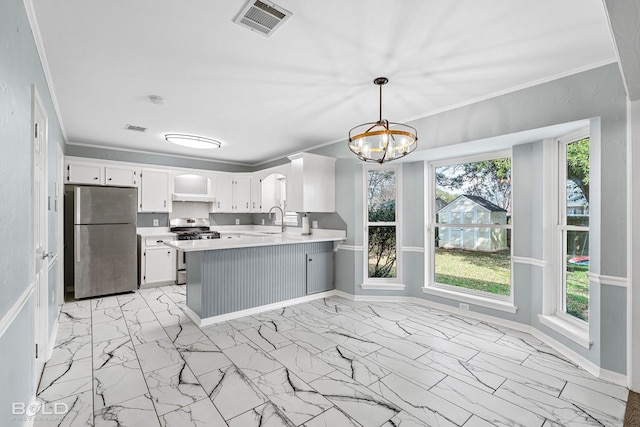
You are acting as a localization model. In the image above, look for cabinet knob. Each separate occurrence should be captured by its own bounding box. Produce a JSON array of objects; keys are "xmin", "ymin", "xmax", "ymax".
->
[
  {"xmin": 94, "ymin": 177, "xmax": 99, "ymax": 180},
  {"xmin": 108, "ymin": 177, "xmax": 112, "ymax": 181}
]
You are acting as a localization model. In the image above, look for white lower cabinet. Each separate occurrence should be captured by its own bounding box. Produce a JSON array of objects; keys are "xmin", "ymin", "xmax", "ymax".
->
[{"xmin": 138, "ymin": 234, "xmax": 176, "ymax": 288}]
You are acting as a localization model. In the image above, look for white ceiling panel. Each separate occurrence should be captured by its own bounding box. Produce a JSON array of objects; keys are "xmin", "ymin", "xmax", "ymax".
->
[{"xmin": 31, "ymin": 0, "xmax": 616, "ymax": 165}]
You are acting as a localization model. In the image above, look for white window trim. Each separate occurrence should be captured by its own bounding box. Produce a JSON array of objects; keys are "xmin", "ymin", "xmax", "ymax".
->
[
  {"xmin": 425, "ymin": 150, "xmax": 515, "ymax": 307},
  {"xmin": 539, "ymin": 128, "xmax": 591, "ymax": 348},
  {"xmin": 557, "ymin": 135, "xmax": 590, "ymax": 326},
  {"xmin": 362, "ymin": 164, "xmax": 403, "ymax": 289}
]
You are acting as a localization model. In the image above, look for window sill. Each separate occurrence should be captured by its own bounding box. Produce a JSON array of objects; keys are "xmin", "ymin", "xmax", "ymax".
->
[
  {"xmin": 361, "ymin": 283, "xmax": 406, "ymax": 291},
  {"xmin": 421, "ymin": 286, "xmax": 518, "ymax": 314},
  {"xmin": 538, "ymin": 314, "xmax": 591, "ymax": 349}
]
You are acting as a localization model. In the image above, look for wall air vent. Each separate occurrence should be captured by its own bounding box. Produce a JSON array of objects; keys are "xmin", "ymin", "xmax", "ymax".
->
[
  {"xmin": 233, "ymin": 0, "xmax": 292, "ymax": 37},
  {"xmin": 125, "ymin": 124, "xmax": 147, "ymax": 132}
]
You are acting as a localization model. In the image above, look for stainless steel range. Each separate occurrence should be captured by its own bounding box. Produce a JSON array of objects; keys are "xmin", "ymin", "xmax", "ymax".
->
[{"xmin": 170, "ymin": 218, "xmax": 220, "ymax": 284}]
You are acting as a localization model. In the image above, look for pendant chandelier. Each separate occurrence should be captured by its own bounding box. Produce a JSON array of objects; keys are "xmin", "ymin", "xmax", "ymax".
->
[{"xmin": 348, "ymin": 77, "xmax": 418, "ymax": 163}]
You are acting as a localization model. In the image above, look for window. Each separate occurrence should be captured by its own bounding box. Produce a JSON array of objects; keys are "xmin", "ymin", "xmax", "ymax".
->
[
  {"xmin": 365, "ymin": 166, "xmax": 401, "ymax": 285},
  {"xmin": 430, "ymin": 153, "xmax": 512, "ymax": 300},
  {"xmin": 558, "ymin": 137, "xmax": 590, "ymax": 323}
]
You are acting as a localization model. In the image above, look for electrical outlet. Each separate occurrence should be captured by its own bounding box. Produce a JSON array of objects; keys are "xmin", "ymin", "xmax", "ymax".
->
[
  {"xmin": 153, "ymin": 219, "xmax": 159, "ymax": 227},
  {"xmin": 312, "ymin": 220, "xmax": 318, "ymax": 229},
  {"xmin": 235, "ymin": 218, "xmax": 240, "ymax": 225},
  {"xmin": 459, "ymin": 303, "xmax": 470, "ymax": 311},
  {"xmin": 261, "ymin": 218, "xmax": 265, "ymax": 225}
]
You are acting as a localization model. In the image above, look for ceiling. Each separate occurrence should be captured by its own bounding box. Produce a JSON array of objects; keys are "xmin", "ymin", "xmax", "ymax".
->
[{"xmin": 31, "ymin": 0, "xmax": 616, "ymax": 166}]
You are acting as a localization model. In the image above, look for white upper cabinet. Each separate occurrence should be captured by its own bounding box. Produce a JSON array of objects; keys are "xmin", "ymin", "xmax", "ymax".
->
[
  {"xmin": 215, "ymin": 174, "xmax": 233, "ymax": 212},
  {"xmin": 66, "ymin": 160, "xmax": 138, "ymax": 187},
  {"xmin": 67, "ymin": 162, "xmax": 103, "ymax": 185},
  {"xmin": 251, "ymin": 175, "xmax": 262, "ymax": 212},
  {"xmin": 105, "ymin": 166, "xmax": 138, "ymax": 187},
  {"xmin": 214, "ymin": 174, "xmax": 252, "ymax": 212},
  {"xmin": 287, "ymin": 153, "xmax": 335, "ymax": 212},
  {"xmin": 234, "ymin": 176, "xmax": 252, "ymax": 212},
  {"xmin": 140, "ymin": 169, "xmax": 171, "ymax": 212}
]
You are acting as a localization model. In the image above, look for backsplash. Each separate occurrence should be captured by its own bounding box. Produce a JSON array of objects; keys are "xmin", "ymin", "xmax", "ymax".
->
[
  {"xmin": 213, "ymin": 212, "xmax": 346, "ymax": 230},
  {"xmin": 138, "ymin": 212, "xmax": 345, "ymax": 230},
  {"xmin": 210, "ymin": 213, "xmax": 253, "ymax": 225},
  {"xmin": 137, "ymin": 213, "xmax": 169, "ymax": 227}
]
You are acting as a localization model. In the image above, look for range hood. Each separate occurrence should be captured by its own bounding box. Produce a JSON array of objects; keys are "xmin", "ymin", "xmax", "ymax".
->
[{"xmin": 172, "ymin": 193, "xmax": 216, "ymax": 202}]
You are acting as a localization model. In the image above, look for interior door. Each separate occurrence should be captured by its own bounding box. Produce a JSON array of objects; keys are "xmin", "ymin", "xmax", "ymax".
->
[{"xmin": 32, "ymin": 87, "xmax": 49, "ymax": 390}]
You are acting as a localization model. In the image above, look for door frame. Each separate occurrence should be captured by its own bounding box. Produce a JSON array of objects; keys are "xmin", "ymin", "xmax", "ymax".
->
[
  {"xmin": 57, "ymin": 144, "xmax": 64, "ymax": 305},
  {"xmin": 32, "ymin": 85, "xmax": 49, "ymax": 390}
]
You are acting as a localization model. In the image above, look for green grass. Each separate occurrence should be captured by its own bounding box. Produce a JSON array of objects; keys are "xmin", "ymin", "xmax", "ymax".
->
[
  {"xmin": 567, "ymin": 264, "xmax": 589, "ymax": 321},
  {"xmin": 435, "ymin": 248, "xmax": 590, "ymax": 322},
  {"xmin": 435, "ymin": 248, "xmax": 511, "ymax": 296}
]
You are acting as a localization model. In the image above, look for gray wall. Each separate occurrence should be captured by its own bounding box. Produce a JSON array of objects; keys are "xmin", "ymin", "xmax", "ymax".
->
[
  {"xmin": 66, "ymin": 144, "xmax": 253, "ymax": 173},
  {"xmin": 317, "ymin": 63, "xmax": 628, "ymax": 374},
  {"xmin": 0, "ymin": 0, "xmax": 66, "ymax": 423}
]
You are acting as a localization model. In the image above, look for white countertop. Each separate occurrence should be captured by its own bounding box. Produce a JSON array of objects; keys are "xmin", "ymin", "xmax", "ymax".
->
[
  {"xmin": 164, "ymin": 229, "xmax": 346, "ymax": 252},
  {"xmin": 137, "ymin": 227, "xmax": 176, "ymax": 237}
]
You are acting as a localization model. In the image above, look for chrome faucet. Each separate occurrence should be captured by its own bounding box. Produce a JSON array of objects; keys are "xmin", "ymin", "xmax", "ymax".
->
[{"xmin": 268, "ymin": 206, "xmax": 285, "ymax": 233}]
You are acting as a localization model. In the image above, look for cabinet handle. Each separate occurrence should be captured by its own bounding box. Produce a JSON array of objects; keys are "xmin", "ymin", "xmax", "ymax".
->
[
  {"xmin": 164, "ymin": 200, "xmax": 167, "ymax": 208},
  {"xmin": 246, "ymin": 202, "xmax": 249, "ymax": 209},
  {"xmin": 157, "ymin": 240, "xmax": 163, "ymax": 243},
  {"xmin": 217, "ymin": 202, "xmax": 220, "ymax": 208}
]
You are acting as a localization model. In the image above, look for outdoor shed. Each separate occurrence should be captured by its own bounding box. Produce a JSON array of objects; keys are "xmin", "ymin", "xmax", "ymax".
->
[{"xmin": 437, "ymin": 194, "xmax": 508, "ymax": 251}]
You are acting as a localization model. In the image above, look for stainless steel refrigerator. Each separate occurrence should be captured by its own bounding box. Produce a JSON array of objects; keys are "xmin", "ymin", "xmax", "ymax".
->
[{"xmin": 64, "ymin": 185, "xmax": 138, "ymax": 298}]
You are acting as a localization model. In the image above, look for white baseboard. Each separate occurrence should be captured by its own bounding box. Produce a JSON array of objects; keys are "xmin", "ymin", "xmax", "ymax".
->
[
  {"xmin": 187, "ymin": 291, "xmax": 337, "ymax": 327},
  {"xmin": 333, "ymin": 291, "xmax": 628, "ymax": 388},
  {"xmin": 47, "ymin": 314, "xmax": 60, "ymax": 361}
]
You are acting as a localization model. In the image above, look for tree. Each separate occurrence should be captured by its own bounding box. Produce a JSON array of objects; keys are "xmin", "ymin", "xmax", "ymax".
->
[
  {"xmin": 567, "ymin": 138, "xmax": 590, "ymax": 203},
  {"xmin": 367, "ymin": 170, "xmax": 397, "ymax": 278},
  {"xmin": 435, "ymin": 158, "xmax": 511, "ymax": 212},
  {"xmin": 368, "ymin": 200, "xmax": 396, "ymax": 277}
]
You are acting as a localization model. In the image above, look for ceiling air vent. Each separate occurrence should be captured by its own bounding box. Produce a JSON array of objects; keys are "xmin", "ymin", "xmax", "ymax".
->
[
  {"xmin": 233, "ymin": 0, "xmax": 292, "ymax": 37},
  {"xmin": 125, "ymin": 124, "xmax": 147, "ymax": 133}
]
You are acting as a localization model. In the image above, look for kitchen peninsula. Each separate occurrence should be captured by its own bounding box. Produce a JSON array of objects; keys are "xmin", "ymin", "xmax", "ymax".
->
[{"xmin": 165, "ymin": 230, "xmax": 345, "ymax": 325}]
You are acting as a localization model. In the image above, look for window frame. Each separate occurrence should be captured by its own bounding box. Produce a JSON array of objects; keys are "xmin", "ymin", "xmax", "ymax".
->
[
  {"xmin": 362, "ymin": 163, "xmax": 403, "ymax": 289},
  {"xmin": 555, "ymin": 132, "xmax": 590, "ymax": 327},
  {"xmin": 424, "ymin": 150, "xmax": 515, "ymax": 310}
]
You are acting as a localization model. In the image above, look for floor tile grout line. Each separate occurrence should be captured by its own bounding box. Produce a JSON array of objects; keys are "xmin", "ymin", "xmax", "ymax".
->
[{"xmin": 49, "ymin": 291, "xmax": 628, "ymax": 426}]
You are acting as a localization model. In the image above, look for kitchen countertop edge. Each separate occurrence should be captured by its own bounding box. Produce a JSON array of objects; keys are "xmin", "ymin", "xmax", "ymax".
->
[{"xmin": 164, "ymin": 231, "xmax": 346, "ymax": 252}]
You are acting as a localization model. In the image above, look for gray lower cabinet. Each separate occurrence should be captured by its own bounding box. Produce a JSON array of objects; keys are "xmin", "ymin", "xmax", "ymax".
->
[
  {"xmin": 306, "ymin": 252, "xmax": 334, "ymax": 294},
  {"xmin": 185, "ymin": 241, "xmax": 334, "ymax": 319}
]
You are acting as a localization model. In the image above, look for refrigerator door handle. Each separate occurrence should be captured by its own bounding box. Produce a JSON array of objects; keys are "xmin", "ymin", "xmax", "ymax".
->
[
  {"xmin": 76, "ymin": 231, "xmax": 81, "ymax": 263},
  {"xmin": 75, "ymin": 188, "xmax": 81, "ymax": 224}
]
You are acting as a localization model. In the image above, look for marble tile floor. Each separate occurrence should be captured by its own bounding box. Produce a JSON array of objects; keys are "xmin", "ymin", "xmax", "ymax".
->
[{"xmin": 33, "ymin": 286, "xmax": 627, "ymax": 427}]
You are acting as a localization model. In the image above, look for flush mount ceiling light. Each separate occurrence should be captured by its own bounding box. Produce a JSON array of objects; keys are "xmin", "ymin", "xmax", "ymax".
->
[
  {"xmin": 348, "ymin": 77, "xmax": 418, "ymax": 163},
  {"xmin": 165, "ymin": 134, "xmax": 222, "ymax": 149}
]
